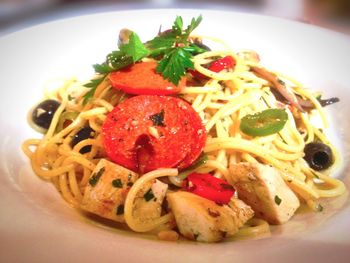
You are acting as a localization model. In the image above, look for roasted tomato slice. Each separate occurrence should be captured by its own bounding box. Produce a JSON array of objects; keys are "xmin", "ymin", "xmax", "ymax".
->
[
  {"xmin": 102, "ymin": 95, "xmax": 206, "ymax": 173},
  {"xmin": 109, "ymin": 61, "xmax": 186, "ymax": 95}
]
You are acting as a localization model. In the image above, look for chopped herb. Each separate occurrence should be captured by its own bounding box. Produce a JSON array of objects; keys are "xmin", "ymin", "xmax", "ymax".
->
[
  {"xmin": 144, "ymin": 188, "xmax": 155, "ymax": 201},
  {"xmin": 89, "ymin": 167, "xmax": 105, "ymax": 186},
  {"xmin": 112, "ymin": 178, "xmax": 123, "ymax": 188},
  {"xmin": 67, "ymin": 94, "xmax": 74, "ymax": 101},
  {"xmin": 274, "ymin": 195, "xmax": 282, "ymax": 205},
  {"xmin": 150, "ymin": 109, "xmax": 165, "ymax": 126},
  {"xmin": 116, "ymin": 204, "xmax": 124, "ymax": 215}
]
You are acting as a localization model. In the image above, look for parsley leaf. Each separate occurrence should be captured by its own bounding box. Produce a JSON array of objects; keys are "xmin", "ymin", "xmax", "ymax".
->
[
  {"xmin": 146, "ymin": 33, "xmax": 177, "ymax": 50},
  {"xmin": 83, "ymin": 75, "xmax": 106, "ymax": 105},
  {"xmin": 93, "ymin": 62, "xmax": 114, "ymax": 74},
  {"xmin": 119, "ymin": 32, "xmax": 150, "ymax": 62},
  {"xmin": 107, "ymin": 51, "xmax": 134, "ymax": 70},
  {"xmin": 156, "ymin": 47, "xmax": 194, "ymax": 85},
  {"xmin": 184, "ymin": 15, "xmax": 203, "ymax": 38},
  {"xmin": 172, "ymin": 16, "xmax": 183, "ymax": 35}
]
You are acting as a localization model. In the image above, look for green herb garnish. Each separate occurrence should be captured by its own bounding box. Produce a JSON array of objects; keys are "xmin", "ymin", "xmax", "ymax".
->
[
  {"xmin": 274, "ymin": 195, "xmax": 282, "ymax": 206},
  {"xmin": 89, "ymin": 167, "xmax": 105, "ymax": 186},
  {"xmin": 150, "ymin": 109, "xmax": 165, "ymax": 126},
  {"xmin": 112, "ymin": 178, "xmax": 123, "ymax": 188},
  {"xmin": 144, "ymin": 188, "xmax": 155, "ymax": 202},
  {"xmin": 83, "ymin": 15, "xmax": 205, "ymax": 103}
]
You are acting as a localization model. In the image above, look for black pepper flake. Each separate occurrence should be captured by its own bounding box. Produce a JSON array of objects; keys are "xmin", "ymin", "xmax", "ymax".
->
[
  {"xmin": 144, "ymin": 188, "xmax": 155, "ymax": 201},
  {"xmin": 274, "ymin": 195, "xmax": 282, "ymax": 206},
  {"xmin": 150, "ymin": 109, "xmax": 165, "ymax": 127},
  {"xmin": 89, "ymin": 167, "xmax": 105, "ymax": 186},
  {"xmin": 116, "ymin": 204, "xmax": 124, "ymax": 215},
  {"xmin": 127, "ymin": 182, "xmax": 134, "ymax": 187},
  {"xmin": 112, "ymin": 178, "xmax": 123, "ymax": 188}
]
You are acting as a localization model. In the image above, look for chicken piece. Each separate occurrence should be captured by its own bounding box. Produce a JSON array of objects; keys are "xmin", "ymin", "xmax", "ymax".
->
[
  {"xmin": 132, "ymin": 179, "xmax": 169, "ymax": 224},
  {"xmin": 166, "ymin": 191, "xmax": 254, "ymax": 242},
  {"xmin": 80, "ymin": 159, "xmax": 138, "ymax": 222},
  {"xmin": 228, "ymin": 162, "xmax": 300, "ymax": 224}
]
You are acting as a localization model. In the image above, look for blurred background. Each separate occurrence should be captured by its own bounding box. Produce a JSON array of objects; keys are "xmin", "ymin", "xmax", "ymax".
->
[{"xmin": 0, "ymin": 0, "xmax": 349, "ymax": 35}]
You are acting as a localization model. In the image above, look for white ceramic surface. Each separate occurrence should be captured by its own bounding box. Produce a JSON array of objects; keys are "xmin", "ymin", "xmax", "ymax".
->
[{"xmin": 0, "ymin": 9, "xmax": 349, "ymax": 263}]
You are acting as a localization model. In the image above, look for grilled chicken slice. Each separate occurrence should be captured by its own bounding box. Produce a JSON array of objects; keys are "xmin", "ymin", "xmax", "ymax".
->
[
  {"xmin": 132, "ymin": 179, "xmax": 169, "ymax": 224},
  {"xmin": 167, "ymin": 191, "xmax": 254, "ymax": 242},
  {"xmin": 228, "ymin": 162, "xmax": 300, "ymax": 224},
  {"xmin": 80, "ymin": 159, "xmax": 138, "ymax": 222}
]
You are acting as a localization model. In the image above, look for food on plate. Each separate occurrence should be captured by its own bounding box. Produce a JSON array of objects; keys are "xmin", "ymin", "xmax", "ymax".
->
[{"xmin": 22, "ymin": 15, "xmax": 346, "ymax": 242}]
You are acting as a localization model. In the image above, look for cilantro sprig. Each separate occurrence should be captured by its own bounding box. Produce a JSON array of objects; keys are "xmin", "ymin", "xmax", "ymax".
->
[{"xmin": 83, "ymin": 15, "xmax": 205, "ymax": 104}]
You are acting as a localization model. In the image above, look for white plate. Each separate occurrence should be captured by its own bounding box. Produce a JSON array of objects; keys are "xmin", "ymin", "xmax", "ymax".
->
[{"xmin": 0, "ymin": 9, "xmax": 349, "ymax": 263}]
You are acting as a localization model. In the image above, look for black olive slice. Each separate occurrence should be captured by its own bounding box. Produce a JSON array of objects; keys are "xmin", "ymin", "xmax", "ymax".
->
[
  {"xmin": 303, "ymin": 142, "xmax": 333, "ymax": 171},
  {"xmin": 32, "ymin": 99, "xmax": 60, "ymax": 129}
]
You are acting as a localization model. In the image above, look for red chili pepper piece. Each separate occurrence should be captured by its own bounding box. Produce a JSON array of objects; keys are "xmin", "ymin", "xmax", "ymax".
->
[
  {"xmin": 183, "ymin": 173, "xmax": 235, "ymax": 204},
  {"xmin": 189, "ymin": 55, "xmax": 236, "ymax": 80},
  {"xmin": 208, "ymin": 55, "xmax": 236, "ymax": 73}
]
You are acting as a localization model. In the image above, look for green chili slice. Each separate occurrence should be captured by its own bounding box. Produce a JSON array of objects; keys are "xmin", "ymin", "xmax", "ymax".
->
[{"xmin": 240, "ymin": 109, "xmax": 288, "ymax": 136}]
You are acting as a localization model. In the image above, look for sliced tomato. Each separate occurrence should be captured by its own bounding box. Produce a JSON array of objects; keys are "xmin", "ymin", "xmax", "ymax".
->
[
  {"xmin": 109, "ymin": 61, "xmax": 186, "ymax": 95},
  {"xmin": 183, "ymin": 173, "xmax": 235, "ymax": 204},
  {"xmin": 102, "ymin": 95, "xmax": 206, "ymax": 173}
]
